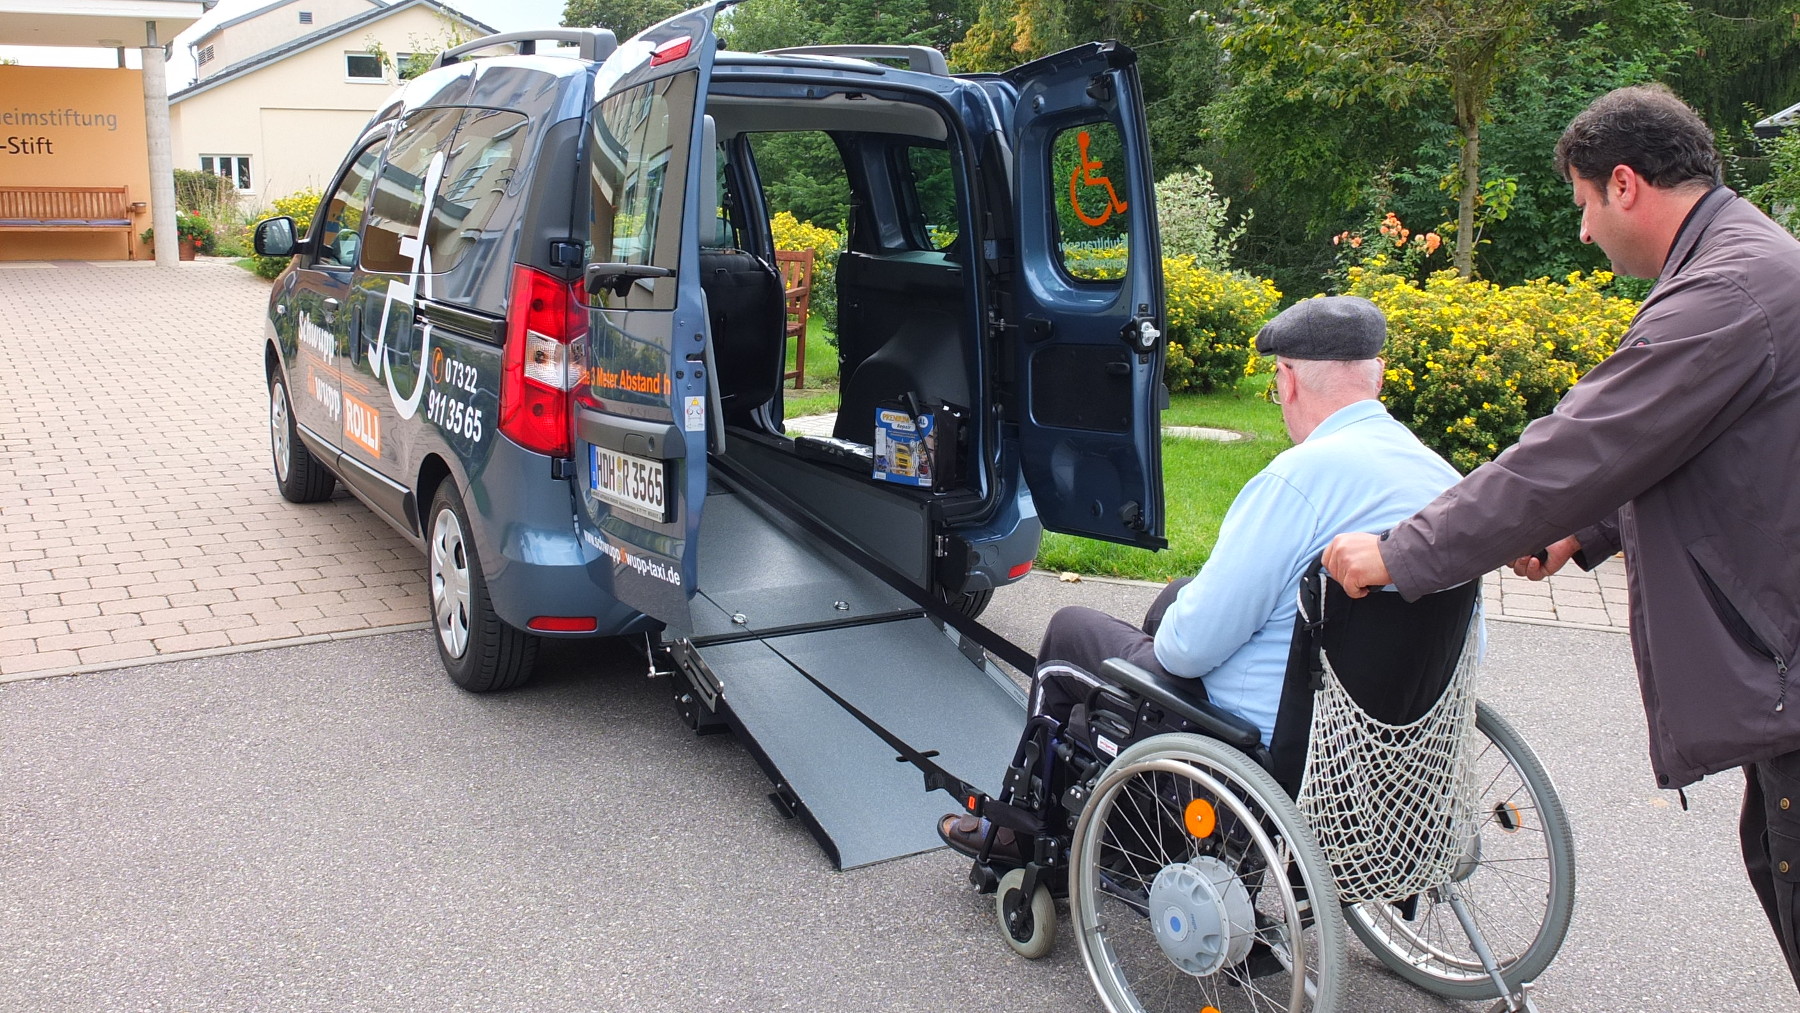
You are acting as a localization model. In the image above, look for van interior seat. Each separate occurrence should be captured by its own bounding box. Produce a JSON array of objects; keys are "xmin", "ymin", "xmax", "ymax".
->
[{"xmin": 700, "ymin": 248, "xmax": 787, "ymax": 423}]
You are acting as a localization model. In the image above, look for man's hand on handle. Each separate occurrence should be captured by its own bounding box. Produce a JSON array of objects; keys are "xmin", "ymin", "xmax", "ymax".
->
[
  {"xmin": 1510, "ymin": 535, "xmax": 1581, "ymax": 580},
  {"xmin": 1322, "ymin": 532, "xmax": 1390, "ymax": 599}
]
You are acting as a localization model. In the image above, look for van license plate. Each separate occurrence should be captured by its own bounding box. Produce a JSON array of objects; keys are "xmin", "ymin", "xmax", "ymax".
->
[{"xmin": 589, "ymin": 445, "xmax": 668, "ymax": 523}]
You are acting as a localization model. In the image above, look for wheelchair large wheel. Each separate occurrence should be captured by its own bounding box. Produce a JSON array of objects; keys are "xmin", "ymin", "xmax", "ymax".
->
[
  {"xmin": 1071, "ymin": 733, "xmax": 1345, "ymax": 1013},
  {"xmin": 1344, "ymin": 701, "xmax": 1575, "ymax": 999}
]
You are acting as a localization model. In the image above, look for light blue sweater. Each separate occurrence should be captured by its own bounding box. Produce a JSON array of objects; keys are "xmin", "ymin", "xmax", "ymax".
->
[{"xmin": 1152, "ymin": 399, "xmax": 1461, "ymax": 744}]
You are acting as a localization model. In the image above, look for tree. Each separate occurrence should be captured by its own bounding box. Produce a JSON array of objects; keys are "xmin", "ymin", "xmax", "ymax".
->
[
  {"xmin": 1671, "ymin": 0, "xmax": 1800, "ymax": 129},
  {"xmin": 561, "ymin": 0, "xmax": 688, "ymax": 37},
  {"xmin": 1210, "ymin": 0, "xmax": 1545, "ymax": 278}
]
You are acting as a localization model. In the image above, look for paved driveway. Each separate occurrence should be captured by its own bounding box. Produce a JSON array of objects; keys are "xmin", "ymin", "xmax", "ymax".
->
[
  {"xmin": 1, "ymin": 260, "xmax": 428, "ymax": 680},
  {"xmin": 1, "ymin": 258, "xmax": 1627, "ymax": 684}
]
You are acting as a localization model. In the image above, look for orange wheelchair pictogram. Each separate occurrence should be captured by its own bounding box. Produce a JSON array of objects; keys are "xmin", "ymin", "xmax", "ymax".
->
[{"xmin": 1068, "ymin": 130, "xmax": 1129, "ymax": 227}]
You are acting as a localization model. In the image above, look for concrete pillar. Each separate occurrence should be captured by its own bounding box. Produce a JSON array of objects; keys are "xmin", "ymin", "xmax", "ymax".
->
[{"xmin": 141, "ymin": 21, "xmax": 178, "ymax": 267}]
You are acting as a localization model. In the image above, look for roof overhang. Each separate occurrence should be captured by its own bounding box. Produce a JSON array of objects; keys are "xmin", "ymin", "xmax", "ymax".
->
[
  {"xmin": 1755, "ymin": 100, "xmax": 1800, "ymax": 139},
  {"xmin": 0, "ymin": 1, "xmax": 212, "ymax": 48}
]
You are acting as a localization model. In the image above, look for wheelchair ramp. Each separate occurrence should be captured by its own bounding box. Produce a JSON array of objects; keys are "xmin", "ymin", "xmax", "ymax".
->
[{"xmin": 696, "ymin": 619, "xmax": 1024, "ymax": 869}]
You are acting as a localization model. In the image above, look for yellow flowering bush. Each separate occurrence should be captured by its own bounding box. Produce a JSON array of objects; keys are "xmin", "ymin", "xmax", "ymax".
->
[
  {"xmin": 1067, "ymin": 245, "xmax": 1282, "ymax": 394},
  {"xmin": 1164, "ymin": 255, "xmax": 1282, "ymax": 392},
  {"xmin": 247, "ymin": 187, "xmax": 324, "ymax": 279},
  {"xmin": 1348, "ymin": 266, "xmax": 1636, "ymax": 472},
  {"xmin": 770, "ymin": 210, "xmax": 844, "ymax": 335}
]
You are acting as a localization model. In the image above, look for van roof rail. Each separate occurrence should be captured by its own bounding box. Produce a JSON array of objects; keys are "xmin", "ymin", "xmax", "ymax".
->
[
  {"xmin": 434, "ymin": 28, "xmax": 619, "ymax": 69},
  {"xmin": 761, "ymin": 45, "xmax": 948, "ymax": 77}
]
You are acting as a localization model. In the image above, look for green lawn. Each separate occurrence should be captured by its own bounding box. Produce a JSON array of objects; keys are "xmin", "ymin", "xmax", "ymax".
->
[
  {"xmin": 782, "ymin": 316, "xmax": 841, "ymax": 417},
  {"xmin": 1035, "ymin": 375, "xmax": 1289, "ymax": 581}
]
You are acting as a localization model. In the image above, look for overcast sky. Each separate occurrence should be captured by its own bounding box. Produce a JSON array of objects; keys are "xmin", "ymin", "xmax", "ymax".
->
[{"xmin": 0, "ymin": 0, "xmax": 569, "ymax": 85}]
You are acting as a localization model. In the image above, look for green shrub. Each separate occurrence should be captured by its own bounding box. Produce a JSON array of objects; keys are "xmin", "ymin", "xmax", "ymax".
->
[
  {"xmin": 1748, "ymin": 130, "xmax": 1800, "ymax": 239},
  {"xmin": 247, "ymin": 187, "xmax": 323, "ymax": 280},
  {"xmin": 1163, "ymin": 257, "xmax": 1282, "ymax": 393},
  {"xmin": 1347, "ymin": 266, "xmax": 1635, "ymax": 472},
  {"xmin": 173, "ymin": 169, "xmax": 234, "ymax": 218},
  {"xmin": 1155, "ymin": 165, "xmax": 1252, "ymax": 272}
]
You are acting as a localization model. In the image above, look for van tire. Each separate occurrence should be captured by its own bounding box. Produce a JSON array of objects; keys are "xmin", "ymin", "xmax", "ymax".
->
[
  {"xmin": 943, "ymin": 587, "xmax": 993, "ymax": 620},
  {"xmin": 270, "ymin": 374, "xmax": 336, "ymax": 503},
  {"xmin": 428, "ymin": 483, "xmax": 538, "ymax": 692}
]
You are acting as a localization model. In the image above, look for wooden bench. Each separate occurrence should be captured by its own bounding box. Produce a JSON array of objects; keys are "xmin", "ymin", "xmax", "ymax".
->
[{"xmin": 0, "ymin": 186, "xmax": 141, "ymax": 259}]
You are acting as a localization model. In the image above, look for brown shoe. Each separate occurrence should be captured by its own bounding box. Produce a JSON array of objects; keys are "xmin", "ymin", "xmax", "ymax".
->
[{"xmin": 937, "ymin": 813, "xmax": 1027, "ymax": 865}]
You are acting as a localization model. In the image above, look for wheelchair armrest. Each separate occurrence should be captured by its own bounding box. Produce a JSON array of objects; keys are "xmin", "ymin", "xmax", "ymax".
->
[{"xmin": 1097, "ymin": 658, "xmax": 1264, "ymax": 750}]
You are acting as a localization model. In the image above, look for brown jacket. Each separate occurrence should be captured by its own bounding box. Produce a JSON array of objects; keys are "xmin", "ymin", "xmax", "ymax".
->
[{"xmin": 1382, "ymin": 188, "xmax": 1800, "ymax": 789}]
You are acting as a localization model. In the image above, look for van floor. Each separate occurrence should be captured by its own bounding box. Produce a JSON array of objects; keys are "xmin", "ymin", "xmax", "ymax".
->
[{"xmin": 687, "ymin": 486, "xmax": 1025, "ymax": 869}]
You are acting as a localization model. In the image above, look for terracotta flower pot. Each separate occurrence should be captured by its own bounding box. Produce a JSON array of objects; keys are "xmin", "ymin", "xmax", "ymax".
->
[{"xmin": 178, "ymin": 236, "xmax": 198, "ymax": 261}]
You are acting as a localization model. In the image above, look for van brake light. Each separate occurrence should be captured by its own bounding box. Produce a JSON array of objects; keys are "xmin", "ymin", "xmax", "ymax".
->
[{"xmin": 499, "ymin": 265, "xmax": 586, "ymax": 458}]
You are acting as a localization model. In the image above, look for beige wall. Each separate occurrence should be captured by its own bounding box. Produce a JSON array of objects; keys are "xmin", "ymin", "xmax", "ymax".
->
[
  {"xmin": 172, "ymin": 5, "xmax": 480, "ymax": 207},
  {"xmin": 196, "ymin": 0, "xmax": 377, "ymax": 79},
  {"xmin": 0, "ymin": 66, "xmax": 154, "ymax": 261}
]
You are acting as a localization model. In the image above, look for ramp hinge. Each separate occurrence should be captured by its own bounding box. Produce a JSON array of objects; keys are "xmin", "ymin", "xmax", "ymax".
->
[{"xmin": 670, "ymin": 638, "xmax": 722, "ymax": 710}]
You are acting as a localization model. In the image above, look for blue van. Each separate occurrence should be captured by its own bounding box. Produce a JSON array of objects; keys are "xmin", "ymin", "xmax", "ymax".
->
[{"xmin": 257, "ymin": 1, "xmax": 1166, "ymax": 864}]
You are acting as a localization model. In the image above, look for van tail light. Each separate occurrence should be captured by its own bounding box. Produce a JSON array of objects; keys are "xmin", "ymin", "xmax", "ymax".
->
[{"xmin": 499, "ymin": 265, "xmax": 586, "ymax": 458}]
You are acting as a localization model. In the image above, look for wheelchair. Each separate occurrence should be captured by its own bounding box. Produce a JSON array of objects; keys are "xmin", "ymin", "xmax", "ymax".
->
[{"xmin": 954, "ymin": 569, "xmax": 1574, "ymax": 1012}]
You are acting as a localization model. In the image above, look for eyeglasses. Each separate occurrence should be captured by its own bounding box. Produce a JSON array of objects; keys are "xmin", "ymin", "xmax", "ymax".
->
[{"xmin": 1267, "ymin": 362, "xmax": 1285, "ymax": 405}]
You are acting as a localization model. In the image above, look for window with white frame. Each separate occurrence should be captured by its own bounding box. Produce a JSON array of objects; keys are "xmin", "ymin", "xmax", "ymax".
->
[
  {"xmin": 201, "ymin": 155, "xmax": 253, "ymax": 193},
  {"xmin": 345, "ymin": 52, "xmax": 383, "ymax": 80}
]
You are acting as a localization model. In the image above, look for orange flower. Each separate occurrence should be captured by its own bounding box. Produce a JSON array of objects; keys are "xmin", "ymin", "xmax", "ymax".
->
[
  {"xmin": 1423, "ymin": 232, "xmax": 1442, "ymax": 255},
  {"xmin": 1349, "ymin": 235, "xmax": 1363, "ymax": 248}
]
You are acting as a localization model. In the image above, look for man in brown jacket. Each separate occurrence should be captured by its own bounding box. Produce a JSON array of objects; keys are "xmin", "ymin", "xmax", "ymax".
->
[{"xmin": 1323, "ymin": 83, "xmax": 1800, "ymax": 989}]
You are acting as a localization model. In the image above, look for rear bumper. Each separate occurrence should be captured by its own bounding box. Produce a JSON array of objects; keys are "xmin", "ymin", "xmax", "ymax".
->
[{"xmin": 468, "ymin": 438, "xmax": 646, "ymax": 637}]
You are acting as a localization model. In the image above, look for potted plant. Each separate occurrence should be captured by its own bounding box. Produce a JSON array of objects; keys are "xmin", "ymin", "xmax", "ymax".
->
[{"xmin": 141, "ymin": 211, "xmax": 215, "ymax": 261}]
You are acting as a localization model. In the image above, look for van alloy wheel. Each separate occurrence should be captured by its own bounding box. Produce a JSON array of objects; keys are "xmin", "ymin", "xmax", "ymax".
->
[
  {"xmin": 268, "ymin": 373, "xmax": 335, "ymax": 503},
  {"xmin": 424, "ymin": 484, "xmax": 537, "ymax": 692},
  {"xmin": 430, "ymin": 506, "xmax": 472, "ymax": 658},
  {"xmin": 270, "ymin": 381, "xmax": 292, "ymax": 484}
]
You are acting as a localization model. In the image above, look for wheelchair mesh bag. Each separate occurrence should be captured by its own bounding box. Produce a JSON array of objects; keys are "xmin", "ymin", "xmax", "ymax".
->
[{"xmin": 1291, "ymin": 573, "xmax": 1482, "ymax": 905}]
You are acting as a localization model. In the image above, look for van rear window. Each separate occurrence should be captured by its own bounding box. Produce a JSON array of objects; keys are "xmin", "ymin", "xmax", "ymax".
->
[{"xmin": 1052, "ymin": 122, "xmax": 1130, "ymax": 282}]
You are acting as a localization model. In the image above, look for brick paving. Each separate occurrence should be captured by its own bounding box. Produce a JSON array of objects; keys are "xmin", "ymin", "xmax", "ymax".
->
[
  {"xmin": 0, "ymin": 260, "xmax": 427, "ymax": 681},
  {"xmin": 0, "ymin": 260, "xmax": 1627, "ymax": 683}
]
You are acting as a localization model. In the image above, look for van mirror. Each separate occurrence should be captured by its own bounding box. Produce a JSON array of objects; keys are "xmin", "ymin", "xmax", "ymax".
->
[{"xmin": 254, "ymin": 217, "xmax": 297, "ymax": 257}]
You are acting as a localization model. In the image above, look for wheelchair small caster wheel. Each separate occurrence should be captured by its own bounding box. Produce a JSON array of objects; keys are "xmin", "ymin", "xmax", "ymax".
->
[{"xmin": 995, "ymin": 868, "xmax": 1056, "ymax": 959}]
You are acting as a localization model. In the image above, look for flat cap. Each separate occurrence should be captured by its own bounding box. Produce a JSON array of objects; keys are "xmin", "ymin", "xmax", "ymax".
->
[{"xmin": 1254, "ymin": 295, "xmax": 1386, "ymax": 360}]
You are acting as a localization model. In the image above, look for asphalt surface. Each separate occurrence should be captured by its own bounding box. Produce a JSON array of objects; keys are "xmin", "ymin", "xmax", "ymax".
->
[{"xmin": 2, "ymin": 576, "xmax": 1792, "ymax": 1011}]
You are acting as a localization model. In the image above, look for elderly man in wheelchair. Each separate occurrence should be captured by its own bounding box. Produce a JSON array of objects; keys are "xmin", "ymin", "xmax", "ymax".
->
[{"xmin": 935, "ymin": 297, "xmax": 1574, "ymax": 1012}]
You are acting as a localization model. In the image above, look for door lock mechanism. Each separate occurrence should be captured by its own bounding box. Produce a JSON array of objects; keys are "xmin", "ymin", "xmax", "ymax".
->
[{"xmin": 1122, "ymin": 316, "xmax": 1160, "ymax": 354}]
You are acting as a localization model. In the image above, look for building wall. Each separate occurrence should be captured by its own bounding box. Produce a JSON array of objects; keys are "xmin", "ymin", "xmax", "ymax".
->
[
  {"xmin": 0, "ymin": 66, "xmax": 154, "ymax": 261},
  {"xmin": 172, "ymin": 5, "xmax": 479, "ymax": 205},
  {"xmin": 195, "ymin": 0, "xmax": 378, "ymax": 80}
]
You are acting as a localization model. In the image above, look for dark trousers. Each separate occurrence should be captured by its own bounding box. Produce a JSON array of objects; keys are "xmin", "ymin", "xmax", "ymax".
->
[
  {"xmin": 1742, "ymin": 752, "xmax": 1800, "ymax": 992},
  {"xmin": 1030, "ymin": 578, "xmax": 1205, "ymax": 718}
]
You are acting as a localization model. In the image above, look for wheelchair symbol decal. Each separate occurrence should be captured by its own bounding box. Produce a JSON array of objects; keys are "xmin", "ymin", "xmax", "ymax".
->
[{"xmin": 1068, "ymin": 130, "xmax": 1128, "ymax": 228}]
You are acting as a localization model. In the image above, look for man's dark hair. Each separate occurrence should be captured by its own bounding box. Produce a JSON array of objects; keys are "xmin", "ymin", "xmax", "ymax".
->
[{"xmin": 1554, "ymin": 84, "xmax": 1721, "ymax": 194}]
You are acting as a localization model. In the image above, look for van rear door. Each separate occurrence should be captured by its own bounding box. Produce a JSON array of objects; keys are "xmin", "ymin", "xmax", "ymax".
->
[
  {"xmin": 1002, "ymin": 43, "xmax": 1166, "ymax": 550},
  {"xmin": 571, "ymin": 3, "xmax": 732, "ymax": 633}
]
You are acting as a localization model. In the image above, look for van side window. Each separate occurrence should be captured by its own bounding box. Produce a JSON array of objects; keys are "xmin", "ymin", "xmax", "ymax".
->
[
  {"xmin": 427, "ymin": 108, "xmax": 529, "ymax": 275},
  {"xmin": 362, "ymin": 107, "xmax": 461, "ymax": 274},
  {"xmin": 1052, "ymin": 122, "xmax": 1130, "ymax": 281},
  {"xmin": 588, "ymin": 72, "xmax": 698, "ymax": 310},
  {"xmin": 314, "ymin": 144, "xmax": 379, "ymax": 269},
  {"xmin": 902, "ymin": 145, "xmax": 958, "ymax": 251}
]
